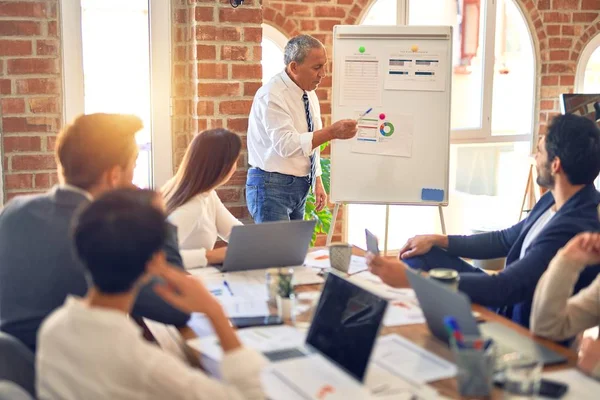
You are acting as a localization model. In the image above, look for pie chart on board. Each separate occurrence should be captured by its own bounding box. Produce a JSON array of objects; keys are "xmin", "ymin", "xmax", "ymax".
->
[{"xmin": 379, "ymin": 121, "xmax": 395, "ymax": 137}]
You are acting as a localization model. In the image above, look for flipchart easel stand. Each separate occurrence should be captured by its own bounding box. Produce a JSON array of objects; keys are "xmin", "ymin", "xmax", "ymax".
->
[{"xmin": 326, "ymin": 203, "xmax": 447, "ymax": 256}]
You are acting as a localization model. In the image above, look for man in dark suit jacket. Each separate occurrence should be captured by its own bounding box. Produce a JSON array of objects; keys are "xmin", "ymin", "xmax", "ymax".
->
[
  {"xmin": 0, "ymin": 114, "xmax": 190, "ymax": 352},
  {"xmin": 367, "ymin": 114, "xmax": 600, "ymax": 328}
]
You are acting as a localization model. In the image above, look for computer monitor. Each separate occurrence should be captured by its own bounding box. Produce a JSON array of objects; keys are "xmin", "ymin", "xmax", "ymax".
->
[
  {"xmin": 305, "ymin": 272, "xmax": 388, "ymax": 382},
  {"xmin": 559, "ymin": 93, "xmax": 600, "ymax": 126}
]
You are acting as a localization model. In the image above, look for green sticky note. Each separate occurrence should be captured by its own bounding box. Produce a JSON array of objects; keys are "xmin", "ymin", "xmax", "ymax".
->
[{"xmin": 359, "ymin": 46, "xmax": 365, "ymax": 53}]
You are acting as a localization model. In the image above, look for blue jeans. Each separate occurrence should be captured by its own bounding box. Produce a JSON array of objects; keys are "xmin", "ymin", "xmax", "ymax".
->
[
  {"xmin": 246, "ymin": 168, "xmax": 311, "ymax": 223},
  {"xmin": 403, "ymin": 246, "xmax": 485, "ymax": 274}
]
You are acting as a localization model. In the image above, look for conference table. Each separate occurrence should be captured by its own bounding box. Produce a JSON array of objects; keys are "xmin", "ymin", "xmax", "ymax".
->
[{"xmin": 186, "ymin": 248, "xmax": 578, "ymax": 399}]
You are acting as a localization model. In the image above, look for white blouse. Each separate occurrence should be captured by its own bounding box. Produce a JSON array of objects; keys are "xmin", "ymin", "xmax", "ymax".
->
[{"xmin": 168, "ymin": 190, "xmax": 242, "ymax": 269}]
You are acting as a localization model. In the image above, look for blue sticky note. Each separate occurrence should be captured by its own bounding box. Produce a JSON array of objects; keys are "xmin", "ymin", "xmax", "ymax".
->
[{"xmin": 421, "ymin": 188, "xmax": 445, "ymax": 202}]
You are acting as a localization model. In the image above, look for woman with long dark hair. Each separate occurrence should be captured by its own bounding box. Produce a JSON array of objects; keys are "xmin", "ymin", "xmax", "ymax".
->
[{"xmin": 162, "ymin": 129, "xmax": 242, "ymax": 268}]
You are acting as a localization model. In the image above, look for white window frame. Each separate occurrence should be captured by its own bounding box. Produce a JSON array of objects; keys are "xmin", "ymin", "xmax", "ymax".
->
[
  {"xmin": 575, "ymin": 33, "xmax": 600, "ymax": 93},
  {"xmin": 59, "ymin": 0, "xmax": 173, "ymax": 189},
  {"xmin": 363, "ymin": 0, "xmax": 535, "ymax": 145}
]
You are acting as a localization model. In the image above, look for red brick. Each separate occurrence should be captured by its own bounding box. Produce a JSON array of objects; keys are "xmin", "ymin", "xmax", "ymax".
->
[
  {"xmin": 541, "ymin": 75, "xmax": 559, "ymax": 85},
  {"xmin": 221, "ymin": 45, "xmax": 249, "ymax": 61},
  {"xmin": 337, "ymin": 0, "xmax": 354, "ymax": 4},
  {"xmin": 196, "ymin": 44, "xmax": 216, "ymax": 60},
  {"xmin": 28, "ymin": 97, "xmax": 59, "ymax": 113},
  {"xmin": 284, "ymin": 4, "xmax": 312, "ymax": 17},
  {"xmin": 560, "ymin": 75, "xmax": 575, "ymax": 86},
  {"xmin": 573, "ymin": 12, "xmax": 598, "ymax": 23},
  {"xmin": 550, "ymin": 50, "xmax": 570, "ymax": 60},
  {"xmin": 0, "ymin": 79, "xmax": 10, "ymax": 94},
  {"xmin": 229, "ymin": 206, "xmax": 249, "ymax": 220},
  {"xmin": 319, "ymin": 19, "xmax": 340, "ymax": 32},
  {"xmin": 548, "ymin": 63, "xmax": 575, "ymax": 73},
  {"xmin": 196, "ymin": 101, "xmax": 214, "ymax": 116},
  {"xmin": 197, "ymin": 82, "xmax": 240, "ymax": 97},
  {"xmin": 546, "ymin": 24, "xmax": 560, "ymax": 36},
  {"xmin": 45, "ymin": 135, "xmax": 57, "ymax": 151},
  {"xmin": 219, "ymin": 8, "xmax": 261, "ymax": 24},
  {"xmin": 0, "ymin": 20, "xmax": 40, "ymax": 36},
  {"xmin": 0, "ymin": 40, "xmax": 32, "ymax": 56},
  {"xmin": 195, "ymin": 25, "xmax": 216, "ymax": 40},
  {"xmin": 175, "ymin": 8, "xmax": 187, "ymax": 23},
  {"xmin": 0, "ymin": 2, "xmax": 47, "ymax": 18},
  {"xmin": 252, "ymin": 45, "xmax": 261, "ymax": 62},
  {"xmin": 16, "ymin": 78, "xmax": 60, "ymax": 94},
  {"xmin": 48, "ymin": 21, "xmax": 58, "ymax": 37},
  {"xmin": 11, "ymin": 154, "xmax": 55, "ymax": 171},
  {"xmin": 216, "ymin": 27, "xmax": 242, "ymax": 41},
  {"xmin": 540, "ymin": 100, "xmax": 555, "ymax": 110},
  {"xmin": 301, "ymin": 20, "xmax": 317, "ymax": 31},
  {"xmin": 4, "ymin": 173, "xmax": 33, "ymax": 190},
  {"xmin": 538, "ymin": 0, "xmax": 551, "ymax": 9},
  {"xmin": 216, "ymin": 188, "xmax": 241, "ymax": 203},
  {"xmin": 543, "ymin": 12, "xmax": 571, "ymax": 23},
  {"xmin": 3, "ymin": 136, "xmax": 42, "ymax": 152},
  {"xmin": 582, "ymin": 0, "xmax": 600, "ymax": 9},
  {"xmin": 561, "ymin": 25, "xmax": 575, "ymax": 36},
  {"xmin": 197, "ymin": 63, "xmax": 228, "ymax": 79},
  {"xmin": 34, "ymin": 172, "xmax": 58, "ymax": 189},
  {"xmin": 228, "ymin": 118, "xmax": 249, "ymax": 133},
  {"xmin": 232, "ymin": 64, "xmax": 261, "ymax": 79},
  {"xmin": 1, "ymin": 98, "xmax": 25, "ymax": 114},
  {"xmin": 315, "ymin": 5, "xmax": 346, "ymax": 18},
  {"xmin": 552, "ymin": 0, "xmax": 580, "ymax": 9},
  {"xmin": 2, "ymin": 117, "xmax": 58, "ymax": 133},
  {"xmin": 228, "ymin": 169, "xmax": 248, "ymax": 186},
  {"xmin": 243, "ymin": 27, "xmax": 262, "ymax": 43},
  {"xmin": 195, "ymin": 7, "xmax": 213, "ymax": 22},
  {"xmin": 7, "ymin": 58, "xmax": 58, "ymax": 75},
  {"xmin": 549, "ymin": 38, "xmax": 572, "ymax": 48},
  {"xmin": 35, "ymin": 39, "xmax": 59, "ymax": 56},
  {"xmin": 243, "ymin": 82, "xmax": 261, "ymax": 96},
  {"xmin": 219, "ymin": 100, "xmax": 253, "ymax": 115}
]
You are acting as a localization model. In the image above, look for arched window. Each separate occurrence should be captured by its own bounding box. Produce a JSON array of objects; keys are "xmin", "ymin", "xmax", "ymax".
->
[
  {"xmin": 576, "ymin": 33, "xmax": 600, "ymax": 93},
  {"xmin": 261, "ymin": 24, "xmax": 287, "ymax": 84}
]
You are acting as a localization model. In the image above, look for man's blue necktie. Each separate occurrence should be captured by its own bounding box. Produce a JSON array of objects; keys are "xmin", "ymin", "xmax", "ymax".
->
[{"xmin": 302, "ymin": 92, "xmax": 317, "ymax": 190}]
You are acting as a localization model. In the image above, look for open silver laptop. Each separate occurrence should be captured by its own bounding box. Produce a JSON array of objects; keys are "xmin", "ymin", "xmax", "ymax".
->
[
  {"xmin": 214, "ymin": 220, "xmax": 316, "ymax": 272},
  {"xmin": 405, "ymin": 268, "xmax": 567, "ymax": 367},
  {"xmin": 263, "ymin": 271, "xmax": 389, "ymax": 383}
]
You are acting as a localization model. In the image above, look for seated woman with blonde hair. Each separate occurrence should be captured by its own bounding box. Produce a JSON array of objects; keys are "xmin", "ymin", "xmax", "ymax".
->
[{"xmin": 162, "ymin": 129, "xmax": 242, "ymax": 269}]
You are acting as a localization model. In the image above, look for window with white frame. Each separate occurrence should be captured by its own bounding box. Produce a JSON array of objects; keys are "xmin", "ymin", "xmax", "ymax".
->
[
  {"xmin": 60, "ymin": 0, "xmax": 172, "ymax": 189},
  {"xmin": 261, "ymin": 24, "xmax": 287, "ymax": 84},
  {"xmin": 349, "ymin": 0, "xmax": 535, "ymax": 251}
]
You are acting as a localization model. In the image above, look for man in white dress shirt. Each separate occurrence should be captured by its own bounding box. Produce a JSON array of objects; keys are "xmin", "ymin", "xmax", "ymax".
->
[{"xmin": 246, "ymin": 34, "xmax": 357, "ymax": 222}]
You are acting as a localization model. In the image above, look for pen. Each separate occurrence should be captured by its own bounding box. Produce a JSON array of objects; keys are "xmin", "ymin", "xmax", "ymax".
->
[
  {"xmin": 357, "ymin": 107, "xmax": 373, "ymax": 120},
  {"xmin": 223, "ymin": 280, "xmax": 234, "ymax": 296}
]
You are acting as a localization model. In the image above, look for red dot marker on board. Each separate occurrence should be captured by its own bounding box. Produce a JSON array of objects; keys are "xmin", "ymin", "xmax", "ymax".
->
[{"xmin": 379, "ymin": 113, "xmax": 386, "ymax": 120}]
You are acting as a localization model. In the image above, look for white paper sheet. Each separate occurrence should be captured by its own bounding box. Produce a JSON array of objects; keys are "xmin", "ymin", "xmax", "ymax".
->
[
  {"xmin": 541, "ymin": 368, "xmax": 600, "ymax": 400},
  {"xmin": 351, "ymin": 113, "xmax": 414, "ymax": 158},
  {"xmin": 340, "ymin": 55, "xmax": 382, "ymax": 106},
  {"xmin": 372, "ymin": 334, "xmax": 456, "ymax": 384},
  {"xmin": 187, "ymin": 325, "xmax": 306, "ymax": 361},
  {"xmin": 304, "ymin": 249, "xmax": 369, "ymax": 276},
  {"xmin": 385, "ymin": 48, "xmax": 447, "ymax": 92},
  {"xmin": 262, "ymin": 354, "xmax": 373, "ymax": 400},
  {"xmin": 383, "ymin": 295, "xmax": 425, "ymax": 327},
  {"xmin": 366, "ymin": 364, "xmax": 439, "ymax": 399}
]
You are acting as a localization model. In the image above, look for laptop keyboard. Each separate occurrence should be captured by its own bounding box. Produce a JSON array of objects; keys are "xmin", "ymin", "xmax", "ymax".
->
[{"xmin": 264, "ymin": 348, "xmax": 306, "ymax": 362}]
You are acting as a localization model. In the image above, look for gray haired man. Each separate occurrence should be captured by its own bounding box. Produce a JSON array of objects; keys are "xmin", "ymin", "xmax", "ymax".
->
[{"xmin": 246, "ymin": 34, "xmax": 357, "ymax": 223}]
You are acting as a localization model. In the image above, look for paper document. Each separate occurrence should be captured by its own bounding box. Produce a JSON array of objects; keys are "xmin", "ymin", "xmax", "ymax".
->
[
  {"xmin": 372, "ymin": 334, "xmax": 456, "ymax": 384},
  {"xmin": 340, "ymin": 55, "xmax": 382, "ymax": 106},
  {"xmin": 188, "ymin": 325, "xmax": 306, "ymax": 361},
  {"xmin": 383, "ymin": 295, "xmax": 425, "ymax": 327},
  {"xmin": 542, "ymin": 369, "xmax": 600, "ymax": 400},
  {"xmin": 262, "ymin": 354, "xmax": 372, "ymax": 400},
  {"xmin": 366, "ymin": 364, "xmax": 439, "ymax": 399},
  {"xmin": 385, "ymin": 48, "xmax": 447, "ymax": 92},
  {"xmin": 304, "ymin": 249, "xmax": 369, "ymax": 275},
  {"xmin": 350, "ymin": 272, "xmax": 419, "ymax": 300},
  {"xmin": 351, "ymin": 112, "xmax": 414, "ymax": 158}
]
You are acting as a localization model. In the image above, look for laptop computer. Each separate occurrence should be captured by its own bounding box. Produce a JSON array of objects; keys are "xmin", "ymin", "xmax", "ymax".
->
[
  {"xmin": 213, "ymin": 220, "xmax": 316, "ymax": 272},
  {"xmin": 405, "ymin": 268, "xmax": 567, "ymax": 367},
  {"xmin": 264, "ymin": 271, "xmax": 389, "ymax": 383}
]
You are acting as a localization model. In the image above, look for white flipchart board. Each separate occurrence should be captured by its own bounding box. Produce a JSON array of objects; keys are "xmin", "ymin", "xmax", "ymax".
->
[{"xmin": 330, "ymin": 25, "xmax": 452, "ymax": 206}]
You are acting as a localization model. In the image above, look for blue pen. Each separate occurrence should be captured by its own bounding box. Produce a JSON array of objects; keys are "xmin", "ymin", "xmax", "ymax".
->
[
  {"xmin": 223, "ymin": 280, "xmax": 234, "ymax": 296},
  {"xmin": 443, "ymin": 316, "xmax": 464, "ymax": 348},
  {"xmin": 357, "ymin": 107, "xmax": 373, "ymax": 120}
]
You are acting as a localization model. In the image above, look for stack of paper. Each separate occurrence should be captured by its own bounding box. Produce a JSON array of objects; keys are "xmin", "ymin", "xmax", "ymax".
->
[
  {"xmin": 383, "ymin": 292, "xmax": 425, "ymax": 326},
  {"xmin": 304, "ymin": 249, "xmax": 369, "ymax": 275}
]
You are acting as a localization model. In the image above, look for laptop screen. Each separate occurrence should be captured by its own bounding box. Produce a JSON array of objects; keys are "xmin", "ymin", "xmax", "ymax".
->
[{"xmin": 306, "ymin": 273, "xmax": 387, "ymax": 382}]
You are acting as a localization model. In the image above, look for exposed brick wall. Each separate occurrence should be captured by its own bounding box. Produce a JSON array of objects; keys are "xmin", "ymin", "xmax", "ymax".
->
[
  {"xmin": 171, "ymin": 0, "xmax": 262, "ymax": 223},
  {"xmin": 0, "ymin": 0, "xmax": 61, "ymax": 202}
]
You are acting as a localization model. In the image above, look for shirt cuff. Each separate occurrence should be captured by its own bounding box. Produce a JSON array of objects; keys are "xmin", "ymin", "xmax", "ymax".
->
[
  {"xmin": 221, "ymin": 347, "xmax": 268, "ymax": 381},
  {"xmin": 299, "ymin": 132, "xmax": 314, "ymax": 157},
  {"xmin": 181, "ymin": 248, "xmax": 208, "ymax": 269}
]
